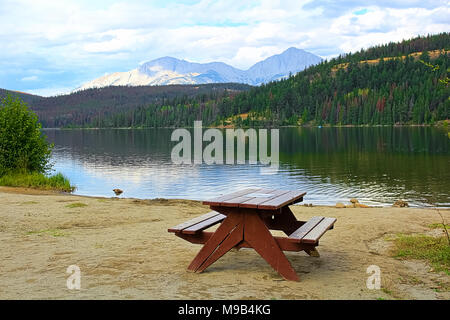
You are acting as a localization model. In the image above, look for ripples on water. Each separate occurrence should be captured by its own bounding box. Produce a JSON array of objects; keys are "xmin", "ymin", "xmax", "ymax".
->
[{"xmin": 45, "ymin": 127, "xmax": 450, "ymax": 208}]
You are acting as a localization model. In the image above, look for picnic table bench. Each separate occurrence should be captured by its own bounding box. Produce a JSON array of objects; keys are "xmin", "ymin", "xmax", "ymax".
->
[{"xmin": 168, "ymin": 188, "xmax": 336, "ymax": 281}]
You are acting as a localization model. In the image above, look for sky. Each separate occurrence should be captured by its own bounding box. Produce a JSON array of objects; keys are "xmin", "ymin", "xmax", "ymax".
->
[{"xmin": 0, "ymin": 0, "xmax": 449, "ymax": 96}]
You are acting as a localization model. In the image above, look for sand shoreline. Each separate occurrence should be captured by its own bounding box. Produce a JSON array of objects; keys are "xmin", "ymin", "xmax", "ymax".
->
[{"xmin": 0, "ymin": 186, "xmax": 448, "ymax": 300}]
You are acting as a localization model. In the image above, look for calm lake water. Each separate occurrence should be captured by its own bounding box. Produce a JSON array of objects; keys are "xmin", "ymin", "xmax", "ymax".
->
[{"xmin": 44, "ymin": 127, "xmax": 450, "ymax": 207}]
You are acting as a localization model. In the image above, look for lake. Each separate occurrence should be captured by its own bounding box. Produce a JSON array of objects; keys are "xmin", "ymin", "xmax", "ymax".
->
[{"xmin": 44, "ymin": 127, "xmax": 450, "ymax": 207}]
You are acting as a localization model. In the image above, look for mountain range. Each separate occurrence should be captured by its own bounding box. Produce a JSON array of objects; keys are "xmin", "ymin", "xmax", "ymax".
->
[
  {"xmin": 1, "ymin": 33, "xmax": 447, "ymax": 129},
  {"xmin": 76, "ymin": 47, "xmax": 322, "ymax": 91}
]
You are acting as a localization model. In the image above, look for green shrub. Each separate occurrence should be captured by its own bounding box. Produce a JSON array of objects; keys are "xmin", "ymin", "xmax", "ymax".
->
[{"xmin": 0, "ymin": 95, "xmax": 52, "ymax": 175}]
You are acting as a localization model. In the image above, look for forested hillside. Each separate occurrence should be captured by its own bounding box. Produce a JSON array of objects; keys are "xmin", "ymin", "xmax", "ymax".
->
[
  {"xmin": 1, "ymin": 33, "xmax": 448, "ymax": 128},
  {"xmin": 0, "ymin": 83, "xmax": 251, "ymax": 128},
  {"xmin": 84, "ymin": 33, "xmax": 449, "ymax": 128}
]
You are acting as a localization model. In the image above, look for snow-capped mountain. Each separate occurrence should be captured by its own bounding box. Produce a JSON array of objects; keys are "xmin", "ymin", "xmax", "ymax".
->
[
  {"xmin": 75, "ymin": 47, "xmax": 322, "ymax": 91},
  {"xmin": 246, "ymin": 47, "xmax": 323, "ymax": 83}
]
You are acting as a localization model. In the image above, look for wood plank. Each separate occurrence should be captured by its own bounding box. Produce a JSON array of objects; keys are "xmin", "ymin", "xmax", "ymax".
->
[
  {"xmin": 220, "ymin": 188, "xmax": 275, "ymax": 207},
  {"xmin": 258, "ymin": 190, "xmax": 306, "ymax": 209},
  {"xmin": 289, "ymin": 216, "xmax": 324, "ymax": 239},
  {"xmin": 168, "ymin": 211, "xmax": 220, "ymax": 233},
  {"xmin": 239, "ymin": 189, "xmax": 291, "ymax": 208},
  {"xmin": 274, "ymin": 238, "xmax": 317, "ymax": 252},
  {"xmin": 301, "ymin": 217, "xmax": 337, "ymax": 244},
  {"xmin": 177, "ymin": 231, "xmax": 318, "ymax": 252},
  {"xmin": 210, "ymin": 205, "xmax": 285, "ymax": 217},
  {"xmin": 176, "ymin": 231, "xmax": 213, "ymax": 245},
  {"xmin": 182, "ymin": 214, "xmax": 226, "ymax": 234},
  {"xmin": 202, "ymin": 188, "xmax": 260, "ymax": 206}
]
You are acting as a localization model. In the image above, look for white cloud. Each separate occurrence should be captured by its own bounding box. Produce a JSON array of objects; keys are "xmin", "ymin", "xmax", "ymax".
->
[
  {"xmin": 0, "ymin": 0, "xmax": 448, "ymax": 95},
  {"xmin": 82, "ymin": 29, "xmax": 143, "ymax": 53},
  {"xmin": 21, "ymin": 75, "xmax": 38, "ymax": 81},
  {"xmin": 329, "ymin": 6, "xmax": 450, "ymax": 54},
  {"xmin": 26, "ymin": 86, "xmax": 74, "ymax": 97},
  {"xmin": 231, "ymin": 46, "xmax": 283, "ymax": 70}
]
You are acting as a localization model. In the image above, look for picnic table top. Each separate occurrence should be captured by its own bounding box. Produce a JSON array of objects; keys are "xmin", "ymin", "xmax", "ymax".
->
[{"xmin": 203, "ymin": 188, "xmax": 306, "ymax": 210}]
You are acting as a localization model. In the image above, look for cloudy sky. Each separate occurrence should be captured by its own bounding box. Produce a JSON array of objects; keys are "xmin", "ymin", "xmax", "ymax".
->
[{"xmin": 1, "ymin": 0, "xmax": 448, "ymax": 96}]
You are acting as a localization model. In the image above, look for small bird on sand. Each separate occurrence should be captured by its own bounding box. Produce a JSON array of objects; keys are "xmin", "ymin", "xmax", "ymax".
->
[{"xmin": 113, "ymin": 189, "xmax": 123, "ymax": 196}]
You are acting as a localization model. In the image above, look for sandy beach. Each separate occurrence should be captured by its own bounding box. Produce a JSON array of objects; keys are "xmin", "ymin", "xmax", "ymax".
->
[{"xmin": 0, "ymin": 186, "xmax": 448, "ymax": 300}]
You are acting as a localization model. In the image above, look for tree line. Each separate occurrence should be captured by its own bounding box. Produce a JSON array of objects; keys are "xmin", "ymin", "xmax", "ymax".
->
[
  {"xmin": 1, "ymin": 33, "xmax": 448, "ymax": 128},
  {"xmin": 87, "ymin": 33, "xmax": 450, "ymax": 128}
]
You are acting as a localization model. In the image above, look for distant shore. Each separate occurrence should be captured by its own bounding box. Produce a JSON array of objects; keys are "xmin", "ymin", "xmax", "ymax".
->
[
  {"xmin": 0, "ymin": 186, "xmax": 448, "ymax": 300},
  {"xmin": 41, "ymin": 121, "xmax": 450, "ymax": 130}
]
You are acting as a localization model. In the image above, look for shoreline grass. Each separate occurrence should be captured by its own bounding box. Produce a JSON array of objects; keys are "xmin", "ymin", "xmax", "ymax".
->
[
  {"xmin": 65, "ymin": 202, "xmax": 87, "ymax": 208},
  {"xmin": 0, "ymin": 171, "xmax": 75, "ymax": 192},
  {"xmin": 390, "ymin": 234, "xmax": 450, "ymax": 275}
]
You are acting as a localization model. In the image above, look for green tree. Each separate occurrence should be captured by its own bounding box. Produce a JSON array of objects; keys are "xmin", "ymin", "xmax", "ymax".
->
[{"xmin": 0, "ymin": 95, "xmax": 53, "ymax": 175}]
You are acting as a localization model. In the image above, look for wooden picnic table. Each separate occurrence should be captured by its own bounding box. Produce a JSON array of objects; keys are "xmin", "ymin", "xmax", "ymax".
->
[{"xmin": 168, "ymin": 188, "xmax": 336, "ymax": 281}]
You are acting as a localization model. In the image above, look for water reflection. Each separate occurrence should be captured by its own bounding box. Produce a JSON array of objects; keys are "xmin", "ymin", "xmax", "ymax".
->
[{"xmin": 44, "ymin": 127, "xmax": 450, "ymax": 207}]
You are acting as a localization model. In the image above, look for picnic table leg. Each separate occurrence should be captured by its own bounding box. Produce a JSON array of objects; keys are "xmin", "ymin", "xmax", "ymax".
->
[
  {"xmin": 244, "ymin": 212, "xmax": 299, "ymax": 281},
  {"xmin": 187, "ymin": 212, "xmax": 243, "ymax": 272},
  {"xmin": 263, "ymin": 206, "xmax": 303, "ymax": 235},
  {"xmin": 305, "ymin": 247, "xmax": 320, "ymax": 257},
  {"xmin": 196, "ymin": 223, "xmax": 244, "ymax": 272}
]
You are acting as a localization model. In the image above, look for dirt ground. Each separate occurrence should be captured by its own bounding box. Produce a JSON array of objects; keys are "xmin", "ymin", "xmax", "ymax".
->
[{"xmin": 0, "ymin": 186, "xmax": 448, "ymax": 300}]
